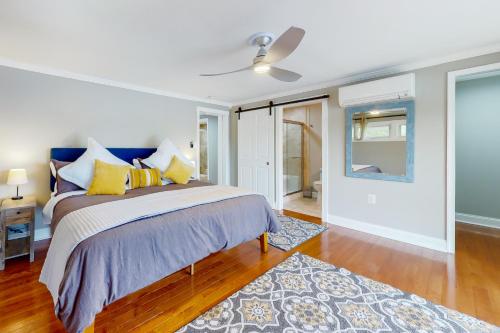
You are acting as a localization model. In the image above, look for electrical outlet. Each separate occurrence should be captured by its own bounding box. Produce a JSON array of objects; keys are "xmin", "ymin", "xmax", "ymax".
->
[{"xmin": 368, "ymin": 194, "xmax": 376, "ymax": 205}]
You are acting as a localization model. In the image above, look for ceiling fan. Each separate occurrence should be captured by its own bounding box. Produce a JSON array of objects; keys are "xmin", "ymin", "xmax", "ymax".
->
[{"xmin": 200, "ymin": 26, "xmax": 305, "ymax": 82}]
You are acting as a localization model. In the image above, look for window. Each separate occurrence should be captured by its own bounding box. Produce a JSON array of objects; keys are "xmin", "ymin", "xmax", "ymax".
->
[
  {"xmin": 353, "ymin": 122, "xmax": 362, "ymax": 140},
  {"xmin": 399, "ymin": 124, "xmax": 406, "ymax": 137},
  {"xmin": 365, "ymin": 124, "xmax": 390, "ymax": 139},
  {"xmin": 353, "ymin": 118, "xmax": 406, "ymax": 142}
]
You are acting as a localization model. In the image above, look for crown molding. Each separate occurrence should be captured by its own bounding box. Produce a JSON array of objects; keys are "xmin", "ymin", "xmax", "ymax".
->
[
  {"xmin": 0, "ymin": 57, "xmax": 232, "ymax": 107},
  {"xmin": 233, "ymin": 42, "xmax": 500, "ymax": 106}
]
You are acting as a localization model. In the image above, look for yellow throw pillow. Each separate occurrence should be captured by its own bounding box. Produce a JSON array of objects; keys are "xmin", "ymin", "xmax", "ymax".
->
[
  {"xmin": 163, "ymin": 155, "xmax": 194, "ymax": 184},
  {"xmin": 129, "ymin": 168, "xmax": 162, "ymax": 189},
  {"xmin": 87, "ymin": 159, "xmax": 131, "ymax": 195}
]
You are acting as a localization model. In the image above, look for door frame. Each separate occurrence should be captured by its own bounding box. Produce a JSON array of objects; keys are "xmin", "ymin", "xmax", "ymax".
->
[
  {"xmin": 276, "ymin": 99, "xmax": 329, "ymax": 220},
  {"xmin": 196, "ymin": 107, "xmax": 230, "ymax": 185},
  {"xmin": 446, "ymin": 61, "xmax": 500, "ymax": 253}
]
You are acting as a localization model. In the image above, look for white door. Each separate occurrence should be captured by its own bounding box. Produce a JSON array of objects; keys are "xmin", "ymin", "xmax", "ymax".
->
[{"xmin": 238, "ymin": 108, "xmax": 275, "ymax": 206}]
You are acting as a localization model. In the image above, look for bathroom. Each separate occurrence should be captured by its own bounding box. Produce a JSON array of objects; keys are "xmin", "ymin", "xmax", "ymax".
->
[{"xmin": 282, "ymin": 103, "xmax": 322, "ymax": 217}]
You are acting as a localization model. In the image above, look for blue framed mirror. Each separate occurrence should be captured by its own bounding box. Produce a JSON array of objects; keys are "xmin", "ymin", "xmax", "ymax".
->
[{"xmin": 345, "ymin": 100, "xmax": 414, "ymax": 182}]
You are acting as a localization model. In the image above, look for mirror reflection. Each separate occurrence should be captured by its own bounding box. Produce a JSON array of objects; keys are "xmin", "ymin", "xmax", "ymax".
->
[{"xmin": 351, "ymin": 108, "xmax": 407, "ymax": 176}]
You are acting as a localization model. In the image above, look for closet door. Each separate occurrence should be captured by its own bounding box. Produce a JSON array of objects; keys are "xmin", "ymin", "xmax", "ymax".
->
[{"xmin": 237, "ymin": 109, "xmax": 275, "ymax": 206}]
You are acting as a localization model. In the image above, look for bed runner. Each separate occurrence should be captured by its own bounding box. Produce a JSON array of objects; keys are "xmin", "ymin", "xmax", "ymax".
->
[{"xmin": 40, "ymin": 185, "xmax": 256, "ymax": 304}]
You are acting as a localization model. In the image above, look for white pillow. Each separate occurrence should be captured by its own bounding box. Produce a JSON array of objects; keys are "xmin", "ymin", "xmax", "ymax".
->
[
  {"xmin": 132, "ymin": 158, "xmax": 142, "ymax": 169},
  {"xmin": 141, "ymin": 138, "xmax": 191, "ymax": 172},
  {"xmin": 58, "ymin": 138, "xmax": 132, "ymax": 189},
  {"xmin": 49, "ymin": 160, "xmax": 57, "ymax": 178}
]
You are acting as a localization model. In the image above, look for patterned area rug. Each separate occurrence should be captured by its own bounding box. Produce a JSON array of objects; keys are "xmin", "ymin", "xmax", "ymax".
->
[
  {"xmin": 268, "ymin": 214, "xmax": 328, "ymax": 251},
  {"xmin": 178, "ymin": 252, "xmax": 497, "ymax": 333}
]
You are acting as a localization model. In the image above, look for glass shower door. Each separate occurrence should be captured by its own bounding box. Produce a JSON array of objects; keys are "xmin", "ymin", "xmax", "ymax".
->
[{"xmin": 283, "ymin": 121, "xmax": 303, "ymax": 195}]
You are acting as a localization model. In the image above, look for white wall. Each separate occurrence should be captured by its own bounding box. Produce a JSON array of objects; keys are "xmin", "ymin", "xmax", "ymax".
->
[
  {"xmin": 352, "ymin": 141, "xmax": 406, "ymax": 175},
  {"xmin": 308, "ymin": 104, "xmax": 323, "ymax": 185},
  {"xmin": 231, "ymin": 52, "xmax": 500, "ymax": 249},
  {"xmin": 0, "ymin": 65, "xmax": 227, "ymax": 236}
]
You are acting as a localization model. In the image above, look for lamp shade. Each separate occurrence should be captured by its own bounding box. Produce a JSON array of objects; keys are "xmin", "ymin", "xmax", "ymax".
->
[{"xmin": 7, "ymin": 169, "xmax": 28, "ymax": 185}]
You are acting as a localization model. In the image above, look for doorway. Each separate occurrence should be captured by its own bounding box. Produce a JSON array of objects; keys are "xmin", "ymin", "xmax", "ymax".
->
[
  {"xmin": 196, "ymin": 107, "xmax": 230, "ymax": 185},
  {"xmin": 276, "ymin": 99, "xmax": 329, "ymax": 220},
  {"xmin": 447, "ymin": 62, "xmax": 500, "ymax": 252},
  {"xmin": 198, "ymin": 118, "xmax": 210, "ymax": 182}
]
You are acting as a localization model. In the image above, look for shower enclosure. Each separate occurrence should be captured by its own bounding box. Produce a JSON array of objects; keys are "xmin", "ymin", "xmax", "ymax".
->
[{"xmin": 283, "ymin": 120, "xmax": 304, "ymax": 195}]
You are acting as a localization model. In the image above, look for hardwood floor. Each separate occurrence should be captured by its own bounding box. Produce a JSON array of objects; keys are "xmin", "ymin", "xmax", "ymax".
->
[{"xmin": 0, "ymin": 215, "xmax": 499, "ymax": 332}]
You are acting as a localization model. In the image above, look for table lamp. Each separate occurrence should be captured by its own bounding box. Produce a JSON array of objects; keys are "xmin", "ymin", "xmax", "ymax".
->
[{"xmin": 7, "ymin": 168, "xmax": 28, "ymax": 200}]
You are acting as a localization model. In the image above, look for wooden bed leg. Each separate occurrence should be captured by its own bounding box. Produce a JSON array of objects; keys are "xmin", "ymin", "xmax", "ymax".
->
[
  {"xmin": 259, "ymin": 232, "xmax": 268, "ymax": 253},
  {"xmin": 189, "ymin": 263, "xmax": 195, "ymax": 276},
  {"xmin": 83, "ymin": 321, "xmax": 94, "ymax": 333}
]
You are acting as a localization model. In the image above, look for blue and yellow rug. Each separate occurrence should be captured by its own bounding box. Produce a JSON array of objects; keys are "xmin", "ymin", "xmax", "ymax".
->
[
  {"xmin": 268, "ymin": 214, "xmax": 328, "ymax": 251},
  {"xmin": 178, "ymin": 252, "xmax": 497, "ymax": 332}
]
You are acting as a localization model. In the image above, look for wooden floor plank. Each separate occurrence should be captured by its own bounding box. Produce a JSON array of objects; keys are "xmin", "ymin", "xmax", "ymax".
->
[{"xmin": 0, "ymin": 218, "xmax": 498, "ymax": 332}]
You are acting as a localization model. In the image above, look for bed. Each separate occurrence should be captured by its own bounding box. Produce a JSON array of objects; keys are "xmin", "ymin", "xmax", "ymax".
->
[
  {"xmin": 352, "ymin": 164, "xmax": 382, "ymax": 173},
  {"xmin": 40, "ymin": 148, "xmax": 280, "ymax": 333}
]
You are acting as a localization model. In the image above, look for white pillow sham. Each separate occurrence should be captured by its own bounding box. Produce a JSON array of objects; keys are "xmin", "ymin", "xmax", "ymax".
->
[
  {"xmin": 58, "ymin": 138, "xmax": 132, "ymax": 189},
  {"xmin": 140, "ymin": 138, "xmax": 191, "ymax": 172},
  {"xmin": 132, "ymin": 158, "xmax": 142, "ymax": 169}
]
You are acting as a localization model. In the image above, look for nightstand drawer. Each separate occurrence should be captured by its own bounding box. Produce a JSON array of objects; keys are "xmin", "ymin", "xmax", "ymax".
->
[{"xmin": 5, "ymin": 208, "xmax": 33, "ymax": 225}]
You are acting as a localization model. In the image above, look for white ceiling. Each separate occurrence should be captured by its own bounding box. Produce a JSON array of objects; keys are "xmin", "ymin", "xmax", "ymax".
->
[{"xmin": 1, "ymin": 0, "xmax": 500, "ymax": 105}]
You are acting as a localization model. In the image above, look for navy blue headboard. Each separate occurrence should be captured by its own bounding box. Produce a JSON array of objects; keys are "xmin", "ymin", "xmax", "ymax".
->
[{"xmin": 50, "ymin": 148, "xmax": 157, "ymax": 191}]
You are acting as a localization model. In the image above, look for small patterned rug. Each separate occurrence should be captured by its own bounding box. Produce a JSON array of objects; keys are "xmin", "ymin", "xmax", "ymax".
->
[
  {"xmin": 178, "ymin": 252, "xmax": 497, "ymax": 333},
  {"xmin": 269, "ymin": 214, "xmax": 328, "ymax": 251}
]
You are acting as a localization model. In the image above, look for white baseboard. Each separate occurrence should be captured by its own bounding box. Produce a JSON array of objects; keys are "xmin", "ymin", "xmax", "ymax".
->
[
  {"xmin": 35, "ymin": 227, "xmax": 52, "ymax": 241},
  {"xmin": 456, "ymin": 213, "xmax": 500, "ymax": 229},
  {"xmin": 327, "ymin": 215, "xmax": 448, "ymax": 253}
]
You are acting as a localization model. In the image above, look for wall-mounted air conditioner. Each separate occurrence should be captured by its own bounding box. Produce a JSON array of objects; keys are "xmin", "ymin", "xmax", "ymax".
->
[{"xmin": 338, "ymin": 73, "xmax": 415, "ymax": 107}]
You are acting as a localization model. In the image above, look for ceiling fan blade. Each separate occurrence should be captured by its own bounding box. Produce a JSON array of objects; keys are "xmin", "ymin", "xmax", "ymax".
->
[
  {"xmin": 200, "ymin": 66, "xmax": 252, "ymax": 77},
  {"xmin": 264, "ymin": 26, "xmax": 305, "ymax": 64},
  {"xmin": 269, "ymin": 67, "xmax": 302, "ymax": 82}
]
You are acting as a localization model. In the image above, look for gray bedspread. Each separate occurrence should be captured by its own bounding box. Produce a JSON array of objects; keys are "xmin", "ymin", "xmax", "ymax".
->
[
  {"xmin": 355, "ymin": 165, "xmax": 382, "ymax": 173},
  {"xmin": 50, "ymin": 181, "xmax": 280, "ymax": 333}
]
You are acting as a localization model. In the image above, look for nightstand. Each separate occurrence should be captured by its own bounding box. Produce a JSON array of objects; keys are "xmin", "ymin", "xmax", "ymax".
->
[{"xmin": 0, "ymin": 195, "xmax": 36, "ymax": 270}]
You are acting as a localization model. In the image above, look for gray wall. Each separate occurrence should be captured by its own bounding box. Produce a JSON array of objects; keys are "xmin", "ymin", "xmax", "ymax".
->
[
  {"xmin": 200, "ymin": 115, "xmax": 218, "ymax": 184},
  {"xmin": 456, "ymin": 75, "xmax": 500, "ymax": 219},
  {"xmin": 352, "ymin": 141, "xmax": 406, "ymax": 175},
  {"xmin": 231, "ymin": 52, "xmax": 500, "ymax": 241},
  {"xmin": 0, "ymin": 65, "xmax": 227, "ymax": 235}
]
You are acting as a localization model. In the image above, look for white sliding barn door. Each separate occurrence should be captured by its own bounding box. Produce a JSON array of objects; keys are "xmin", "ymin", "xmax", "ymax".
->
[{"xmin": 238, "ymin": 108, "xmax": 275, "ymax": 206}]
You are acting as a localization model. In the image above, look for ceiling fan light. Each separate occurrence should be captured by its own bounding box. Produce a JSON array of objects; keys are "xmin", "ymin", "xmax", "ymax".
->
[{"xmin": 254, "ymin": 63, "xmax": 270, "ymax": 74}]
